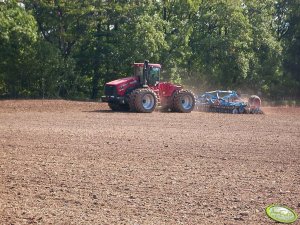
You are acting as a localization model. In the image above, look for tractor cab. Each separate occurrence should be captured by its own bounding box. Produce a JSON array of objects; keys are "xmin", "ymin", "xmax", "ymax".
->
[{"xmin": 133, "ymin": 62, "xmax": 161, "ymax": 86}]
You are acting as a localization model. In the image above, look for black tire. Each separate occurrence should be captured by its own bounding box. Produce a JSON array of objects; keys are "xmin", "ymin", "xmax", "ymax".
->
[
  {"xmin": 172, "ymin": 90, "xmax": 195, "ymax": 113},
  {"xmin": 243, "ymin": 108, "xmax": 250, "ymax": 114},
  {"xmin": 232, "ymin": 108, "xmax": 239, "ymax": 114},
  {"xmin": 132, "ymin": 88, "xmax": 157, "ymax": 113},
  {"xmin": 108, "ymin": 102, "xmax": 130, "ymax": 111},
  {"xmin": 128, "ymin": 90, "xmax": 139, "ymax": 112}
]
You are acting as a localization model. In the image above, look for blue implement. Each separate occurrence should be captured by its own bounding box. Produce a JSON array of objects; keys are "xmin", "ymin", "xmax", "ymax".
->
[{"xmin": 195, "ymin": 90, "xmax": 262, "ymax": 114}]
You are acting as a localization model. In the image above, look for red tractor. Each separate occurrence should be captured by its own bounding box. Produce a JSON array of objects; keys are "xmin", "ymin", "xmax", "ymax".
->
[{"xmin": 101, "ymin": 60, "xmax": 195, "ymax": 113}]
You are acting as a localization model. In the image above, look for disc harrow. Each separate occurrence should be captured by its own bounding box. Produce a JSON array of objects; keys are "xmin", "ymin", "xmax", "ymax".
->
[{"xmin": 195, "ymin": 90, "xmax": 263, "ymax": 114}]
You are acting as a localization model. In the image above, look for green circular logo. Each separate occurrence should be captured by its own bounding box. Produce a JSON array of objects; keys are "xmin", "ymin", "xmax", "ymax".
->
[{"xmin": 266, "ymin": 204, "xmax": 298, "ymax": 224}]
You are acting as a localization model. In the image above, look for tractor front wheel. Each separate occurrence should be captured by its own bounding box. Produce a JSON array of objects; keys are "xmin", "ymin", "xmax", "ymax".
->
[
  {"xmin": 172, "ymin": 90, "xmax": 195, "ymax": 113},
  {"xmin": 131, "ymin": 88, "xmax": 157, "ymax": 113},
  {"xmin": 128, "ymin": 91, "xmax": 138, "ymax": 112}
]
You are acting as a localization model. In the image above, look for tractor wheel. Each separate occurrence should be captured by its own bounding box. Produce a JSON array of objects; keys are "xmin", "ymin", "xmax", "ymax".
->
[
  {"xmin": 108, "ymin": 102, "xmax": 129, "ymax": 112},
  {"xmin": 133, "ymin": 88, "xmax": 157, "ymax": 113},
  {"xmin": 172, "ymin": 90, "xmax": 195, "ymax": 113},
  {"xmin": 128, "ymin": 90, "xmax": 139, "ymax": 112}
]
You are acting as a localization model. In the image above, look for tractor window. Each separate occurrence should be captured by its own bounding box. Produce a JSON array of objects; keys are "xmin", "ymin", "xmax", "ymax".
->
[
  {"xmin": 148, "ymin": 67, "xmax": 160, "ymax": 86},
  {"xmin": 134, "ymin": 66, "xmax": 143, "ymax": 77}
]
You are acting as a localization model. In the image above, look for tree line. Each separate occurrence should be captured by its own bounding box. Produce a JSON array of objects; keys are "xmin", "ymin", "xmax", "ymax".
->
[{"xmin": 0, "ymin": 0, "xmax": 299, "ymax": 99}]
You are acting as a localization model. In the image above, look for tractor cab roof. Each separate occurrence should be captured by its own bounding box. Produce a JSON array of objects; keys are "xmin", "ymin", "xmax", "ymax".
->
[{"xmin": 133, "ymin": 63, "xmax": 161, "ymax": 68}]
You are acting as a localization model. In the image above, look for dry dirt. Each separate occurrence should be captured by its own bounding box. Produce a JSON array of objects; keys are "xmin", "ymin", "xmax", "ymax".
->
[{"xmin": 0, "ymin": 100, "xmax": 299, "ymax": 225}]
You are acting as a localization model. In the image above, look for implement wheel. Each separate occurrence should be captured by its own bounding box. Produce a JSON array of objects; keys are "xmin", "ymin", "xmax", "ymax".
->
[
  {"xmin": 248, "ymin": 95, "xmax": 263, "ymax": 114},
  {"xmin": 172, "ymin": 90, "xmax": 195, "ymax": 113}
]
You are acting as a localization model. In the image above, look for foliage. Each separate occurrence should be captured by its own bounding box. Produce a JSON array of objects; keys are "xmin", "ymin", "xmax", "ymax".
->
[
  {"xmin": 189, "ymin": 0, "xmax": 254, "ymax": 89},
  {"xmin": 0, "ymin": 0, "xmax": 37, "ymax": 97},
  {"xmin": 281, "ymin": 0, "xmax": 300, "ymax": 97},
  {"xmin": 0, "ymin": 0, "xmax": 299, "ymax": 99}
]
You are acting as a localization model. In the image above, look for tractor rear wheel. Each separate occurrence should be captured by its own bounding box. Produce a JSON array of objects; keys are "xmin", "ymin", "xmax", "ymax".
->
[
  {"xmin": 172, "ymin": 90, "xmax": 195, "ymax": 113},
  {"xmin": 131, "ymin": 88, "xmax": 157, "ymax": 113},
  {"xmin": 108, "ymin": 102, "xmax": 130, "ymax": 111}
]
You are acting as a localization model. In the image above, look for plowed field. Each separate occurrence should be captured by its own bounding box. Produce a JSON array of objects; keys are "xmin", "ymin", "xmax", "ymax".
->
[{"xmin": 0, "ymin": 100, "xmax": 299, "ymax": 224}]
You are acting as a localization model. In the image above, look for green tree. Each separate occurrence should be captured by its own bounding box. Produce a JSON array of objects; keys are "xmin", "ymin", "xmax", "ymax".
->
[
  {"xmin": 160, "ymin": 0, "xmax": 201, "ymax": 83},
  {"xmin": 24, "ymin": 0, "xmax": 97, "ymax": 98},
  {"xmin": 30, "ymin": 40, "xmax": 78, "ymax": 98},
  {"xmin": 1, "ymin": 0, "xmax": 296, "ymax": 99},
  {"xmin": 24, "ymin": 0, "xmax": 96, "ymax": 57},
  {"xmin": 243, "ymin": 0, "xmax": 283, "ymax": 97},
  {"xmin": 282, "ymin": 0, "xmax": 300, "ymax": 96},
  {"xmin": 74, "ymin": 1, "xmax": 169, "ymax": 98},
  {"xmin": 0, "ymin": 0, "xmax": 38, "ymax": 97},
  {"xmin": 188, "ymin": 0, "xmax": 253, "ymax": 90}
]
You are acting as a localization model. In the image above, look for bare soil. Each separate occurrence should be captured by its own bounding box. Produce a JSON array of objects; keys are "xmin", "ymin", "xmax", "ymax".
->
[{"xmin": 0, "ymin": 100, "xmax": 299, "ymax": 225}]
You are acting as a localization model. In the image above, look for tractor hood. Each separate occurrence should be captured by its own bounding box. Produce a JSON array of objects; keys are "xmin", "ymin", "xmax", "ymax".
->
[
  {"xmin": 106, "ymin": 76, "xmax": 139, "ymax": 86},
  {"xmin": 105, "ymin": 76, "xmax": 140, "ymax": 96}
]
